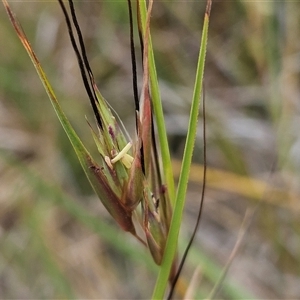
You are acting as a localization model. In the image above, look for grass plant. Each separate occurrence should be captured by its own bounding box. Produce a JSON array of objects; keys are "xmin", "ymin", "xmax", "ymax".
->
[
  {"xmin": 2, "ymin": 0, "xmax": 211, "ymax": 297},
  {"xmin": 1, "ymin": 1, "xmax": 299, "ymax": 299}
]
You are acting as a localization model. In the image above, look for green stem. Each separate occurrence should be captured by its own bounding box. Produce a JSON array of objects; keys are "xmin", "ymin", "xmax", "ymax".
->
[
  {"xmin": 151, "ymin": 3, "xmax": 211, "ymax": 298},
  {"xmin": 139, "ymin": 0, "xmax": 175, "ymax": 204}
]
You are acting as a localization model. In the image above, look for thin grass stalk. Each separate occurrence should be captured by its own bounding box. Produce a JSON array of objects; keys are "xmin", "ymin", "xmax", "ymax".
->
[
  {"xmin": 206, "ymin": 209, "xmax": 253, "ymax": 299},
  {"xmin": 167, "ymin": 87, "xmax": 208, "ymax": 300},
  {"xmin": 151, "ymin": 1, "xmax": 212, "ymax": 298},
  {"xmin": 138, "ymin": 0, "xmax": 175, "ymax": 204}
]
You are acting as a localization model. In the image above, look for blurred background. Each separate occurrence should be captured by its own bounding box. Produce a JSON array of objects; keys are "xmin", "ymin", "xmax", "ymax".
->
[{"xmin": 0, "ymin": 1, "xmax": 300, "ymax": 298}]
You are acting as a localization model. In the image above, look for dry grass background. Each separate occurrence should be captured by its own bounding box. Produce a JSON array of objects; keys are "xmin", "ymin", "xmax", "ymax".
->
[{"xmin": 0, "ymin": 1, "xmax": 300, "ymax": 299}]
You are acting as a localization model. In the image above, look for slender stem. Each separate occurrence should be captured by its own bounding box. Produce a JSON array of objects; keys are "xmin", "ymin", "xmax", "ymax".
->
[
  {"xmin": 138, "ymin": 0, "xmax": 175, "ymax": 204},
  {"xmin": 167, "ymin": 86, "xmax": 207, "ymax": 300},
  {"xmin": 151, "ymin": 1, "xmax": 211, "ymax": 298}
]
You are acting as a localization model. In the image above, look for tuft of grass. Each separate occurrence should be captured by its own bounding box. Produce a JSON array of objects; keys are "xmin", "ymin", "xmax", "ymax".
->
[{"xmin": 1, "ymin": 1, "xmax": 300, "ymax": 299}]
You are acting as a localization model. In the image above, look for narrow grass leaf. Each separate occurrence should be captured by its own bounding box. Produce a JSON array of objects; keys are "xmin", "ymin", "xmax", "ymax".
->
[
  {"xmin": 138, "ymin": 0, "xmax": 175, "ymax": 204},
  {"xmin": 152, "ymin": 1, "xmax": 212, "ymax": 298}
]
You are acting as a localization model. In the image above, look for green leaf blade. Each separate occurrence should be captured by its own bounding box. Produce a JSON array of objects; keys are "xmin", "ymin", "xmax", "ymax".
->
[{"xmin": 151, "ymin": 2, "xmax": 212, "ymax": 298}]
